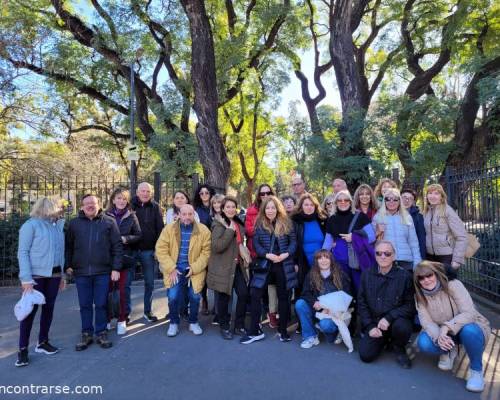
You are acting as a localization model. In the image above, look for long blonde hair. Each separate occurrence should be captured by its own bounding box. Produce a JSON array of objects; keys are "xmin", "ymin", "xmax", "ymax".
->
[
  {"xmin": 413, "ymin": 261, "xmax": 450, "ymax": 306},
  {"xmin": 374, "ymin": 188, "xmax": 412, "ymax": 225},
  {"xmin": 256, "ymin": 195, "xmax": 291, "ymax": 236},
  {"xmin": 30, "ymin": 197, "xmax": 62, "ymax": 219},
  {"xmin": 423, "ymin": 184, "xmax": 448, "ymax": 216}
]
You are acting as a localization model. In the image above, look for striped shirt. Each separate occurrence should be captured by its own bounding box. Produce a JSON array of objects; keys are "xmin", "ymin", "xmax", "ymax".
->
[{"xmin": 176, "ymin": 223, "xmax": 193, "ymax": 271}]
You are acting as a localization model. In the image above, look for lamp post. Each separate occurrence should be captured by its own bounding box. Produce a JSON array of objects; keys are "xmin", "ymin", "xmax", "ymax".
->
[{"xmin": 129, "ymin": 48, "xmax": 143, "ymax": 194}]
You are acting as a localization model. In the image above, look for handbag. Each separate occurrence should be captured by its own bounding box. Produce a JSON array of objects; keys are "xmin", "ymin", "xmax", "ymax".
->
[
  {"xmin": 465, "ymin": 233, "xmax": 480, "ymax": 258},
  {"xmin": 249, "ymin": 233, "xmax": 276, "ymax": 273},
  {"xmin": 107, "ymin": 282, "xmax": 120, "ymax": 320},
  {"xmin": 347, "ymin": 212, "xmax": 361, "ymax": 270}
]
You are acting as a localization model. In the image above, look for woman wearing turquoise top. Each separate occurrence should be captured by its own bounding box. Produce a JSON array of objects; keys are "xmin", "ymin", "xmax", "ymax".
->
[
  {"xmin": 16, "ymin": 197, "xmax": 66, "ymax": 367},
  {"xmin": 292, "ymin": 193, "xmax": 327, "ymax": 303}
]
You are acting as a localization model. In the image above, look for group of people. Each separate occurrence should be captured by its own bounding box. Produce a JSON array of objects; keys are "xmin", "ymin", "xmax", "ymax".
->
[{"xmin": 15, "ymin": 177, "xmax": 490, "ymax": 393}]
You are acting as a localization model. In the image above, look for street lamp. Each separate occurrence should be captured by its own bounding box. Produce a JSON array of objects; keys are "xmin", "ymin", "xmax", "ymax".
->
[{"xmin": 129, "ymin": 48, "xmax": 143, "ymax": 194}]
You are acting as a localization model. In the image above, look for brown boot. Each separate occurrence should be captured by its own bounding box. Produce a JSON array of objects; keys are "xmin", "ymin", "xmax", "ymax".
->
[
  {"xmin": 96, "ymin": 333, "xmax": 113, "ymax": 349},
  {"xmin": 75, "ymin": 333, "xmax": 93, "ymax": 351},
  {"xmin": 268, "ymin": 313, "xmax": 279, "ymax": 329}
]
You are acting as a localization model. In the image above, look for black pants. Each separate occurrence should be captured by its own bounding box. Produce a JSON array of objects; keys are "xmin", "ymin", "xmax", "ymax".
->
[
  {"xmin": 249, "ymin": 262, "xmax": 290, "ymax": 336},
  {"xmin": 426, "ymin": 254, "xmax": 457, "ymax": 280},
  {"xmin": 358, "ymin": 318, "xmax": 413, "ymax": 363},
  {"xmin": 216, "ymin": 267, "xmax": 248, "ymax": 331}
]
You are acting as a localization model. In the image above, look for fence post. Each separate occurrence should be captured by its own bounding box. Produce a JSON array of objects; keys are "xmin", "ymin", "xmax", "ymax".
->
[
  {"xmin": 444, "ymin": 166, "xmax": 454, "ymax": 208},
  {"xmin": 153, "ymin": 172, "xmax": 161, "ymax": 204},
  {"xmin": 392, "ymin": 168, "xmax": 400, "ymax": 184}
]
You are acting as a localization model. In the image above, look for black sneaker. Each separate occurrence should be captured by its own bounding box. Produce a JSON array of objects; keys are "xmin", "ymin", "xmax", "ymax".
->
[
  {"xmin": 75, "ymin": 333, "xmax": 93, "ymax": 351},
  {"xmin": 35, "ymin": 341, "xmax": 59, "ymax": 355},
  {"xmin": 96, "ymin": 333, "xmax": 113, "ymax": 349},
  {"xmin": 220, "ymin": 328, "xmax": 233, "ymax": 340},
  {"xmin": 279, "ymin": 333, "xmax": 292, "ymax": 342},
  {"xmin": 396, "ymin": 352, "xmax": 412, "ymax": 369},
  {"xmin": 233, "ymin": 327, "xmax": 246, "ymax": 336},
  {"xmin": 143, "ymin": 312, "xmax": 158, "ymax": 322},
  {"xmin": 240, "ymin": 332, "xmax": 265, "ymax": 345},
  {"xmin": 15, "ymin": 348, "xmax": 29, "ymax": 367},
  {"xmin": 211, "ymin": 316, "xmax": 219, "ymax": 326}
]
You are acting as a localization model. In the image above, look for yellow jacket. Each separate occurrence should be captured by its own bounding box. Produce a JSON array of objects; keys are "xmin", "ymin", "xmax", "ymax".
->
[{"xmin": 155, "ymin": 220, "xmax": 211, "ymax": 293}]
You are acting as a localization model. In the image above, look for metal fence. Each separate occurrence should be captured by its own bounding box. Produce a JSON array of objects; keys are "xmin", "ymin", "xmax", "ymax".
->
[{"xmin": 0, "ymin": 172, "xmax": 198, "ymax": 286}]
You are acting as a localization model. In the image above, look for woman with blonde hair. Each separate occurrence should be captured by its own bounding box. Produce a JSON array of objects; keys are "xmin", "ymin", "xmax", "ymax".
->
[
  {"xmin": 414, "ymin": 261, "xmax": 490, "ymax": 392},
  {"xmin": 372, "ymin": 188, "xmax": 421, "ymax": 271},
  {"xmin": 321, "ymin": 194, "xmax": 335, "ymax": 217},
  {"xmin": 423, "ymin": 184, "xmax": 467, "ymax": 269},
  {"xmin": 16, "ymin": 197, "xmax": 66, "ymax": 367},
  {"xmin": 240, "ymin": 195, "xmax": 297, "ymax": 344},
  {"xmin": 353, "ymin": 184, "xmax": 379, "ymax": 220},
  {"xmin": 374, "ymin": 178, "xmax": 398, "ymax": 202}
]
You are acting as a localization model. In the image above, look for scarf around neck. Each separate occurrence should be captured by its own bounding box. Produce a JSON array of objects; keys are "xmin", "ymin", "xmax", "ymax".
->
[{"xmin": 422, "ymin": 280, "xmax": 442, "ymax": 296}]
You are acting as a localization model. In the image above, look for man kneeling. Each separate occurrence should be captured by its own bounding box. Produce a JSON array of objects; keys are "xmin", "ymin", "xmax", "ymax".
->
[
  {"xmin": 156, "ymin": 205, "xmax": 211, "ymax": 337},
  {"xmin": 357, "ymin": 240, "xmax": 415, "ymax": 368}
]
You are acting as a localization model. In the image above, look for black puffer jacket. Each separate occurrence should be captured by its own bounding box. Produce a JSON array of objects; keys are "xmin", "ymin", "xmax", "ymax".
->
[
  {"xmin": 131, "ymin": 196, "xmax": 164, "ymax": 250},
  {"xmin": 105, "ymin": 209, "xmax": 142, "ymax": 268},
  {"xmin": 357, "ymin": 265, "xmax": 416, "ymax": 333},
  {"xmin": 251, "ymin": 225, "xmax": 297, "ymax": 290},
  {"xmin": 65, "ymin": 210, "xmax": 123, "ymax": 276}
]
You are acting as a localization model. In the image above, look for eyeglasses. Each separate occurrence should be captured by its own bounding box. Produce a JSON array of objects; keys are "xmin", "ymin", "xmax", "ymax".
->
[
  {"xmin": 337, "ymin": 199, "xmax": 350, "ymax": 203},
  {"xmin": 384, "ymin": 197, "xmax": 400, "ymax": 202},
  {"xmin": 375, "ymin": 251, "xmax": 393, "ymax": 257},
  {"xmin": 199, "ymin": 191, "xmax": 210, "ymax": 196},
  {"xmin": 259, "ymin": 191, "xmax": 272, "ymax": 197},
  {"xmin": 418, "ymin": 273, "xmax": 435, "ymax": 281},
  {"xmin": 292, "ymin": 183, "xmax": 303, "ymax": 187}
]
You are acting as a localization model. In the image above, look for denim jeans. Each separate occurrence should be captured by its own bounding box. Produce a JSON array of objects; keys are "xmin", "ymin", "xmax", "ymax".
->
[
  {"xmin": 166, "ymin": 274, "xmax": 201, "ymax": 324},
  {"xmin": 75, "ymin": 274, "xmax": 110, "ymax": 335},
  {"xmin": 133, "ymin": 250, "xmax": 157, "ymax": 314},
  {"xmin": 417, "ymin": 323, "xmax": 485, "ymax": 371},
  {"xmin": 295, "ymin": 299, "xmax": 338, "ymax": 340}
]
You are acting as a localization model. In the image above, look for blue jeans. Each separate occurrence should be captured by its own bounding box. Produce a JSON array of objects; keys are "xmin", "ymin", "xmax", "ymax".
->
[
  {"xmin": 417, "ymin": 323, "xmax": 485, "ymax": 371},
  {"xmin": 166, "ymin": 275, "xmax": 201, "ymax": 324},
  {"xmin": 133, "ymin": 250, "xmax": 157, "ymax": 314},
  {"xmin": 75, "ymin": 274, "xmax": 110, "ymax": 335},
  {"xmin": 295, "ymin": 299, "xmax": 338, "ymax": 340}
]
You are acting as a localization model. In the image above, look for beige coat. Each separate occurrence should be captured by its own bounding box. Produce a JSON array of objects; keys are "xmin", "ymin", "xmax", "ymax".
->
[
  {"xmin": 155, "ymin": 220, "xmax": 211, "ymax": 293},
  {"xmin": 424, "ymin": 204, "xmax": 468, "ymax": 265},
  {"xmin": 416, "ymin": 279, "xmax": 490, "ymax": 343}
]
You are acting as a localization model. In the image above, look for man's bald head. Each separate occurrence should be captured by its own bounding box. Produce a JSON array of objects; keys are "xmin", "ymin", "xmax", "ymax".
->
[{"xmin": 179, "ymin": 204, "xmax": 195, "ymax": 225}]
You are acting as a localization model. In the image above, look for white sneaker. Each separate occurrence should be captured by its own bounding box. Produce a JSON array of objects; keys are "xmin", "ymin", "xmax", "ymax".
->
[
  {"xmin": 106, "ymin": 322, "xmax": 112, "ymax": 331},
  {"xmin": 189, "ymin": 323, "xmax": 203, "ymax": 336},
  {"xmin": 167, "ymin": 323, "xmax": 179, "ymax": 337},
  {"xmin": 117, "ymin": 321, "xmax": 127, "ymax": 335},
  {"xmin": 438, "ymin": 346, "xmax": 458, "ymax": 371},
  {"xmin": 300, "ymin": 336, "xmax": 320, "ymax": 349},
  {"xmin": 334, "ymin": 336, "xmax": 343, "ymax": 345},
  {"xmin": 466, "ymin": 369, "xmax": 484, "ymax": 392}
]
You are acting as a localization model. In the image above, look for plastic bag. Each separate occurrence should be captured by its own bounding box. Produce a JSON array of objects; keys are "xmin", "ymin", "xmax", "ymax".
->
[{"xmin": 14, "ymin": 289, "xmax": 46, "ymax": 322}]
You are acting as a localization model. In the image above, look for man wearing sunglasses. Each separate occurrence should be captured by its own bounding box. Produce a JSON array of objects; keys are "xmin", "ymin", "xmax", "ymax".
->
[
  {"xmin": 357, "ymin": 240, "xmax": 416, "ymax": 369},
  {"xmin": 291, "ymin": 176, "xmax": 307, "ymax": 201}
]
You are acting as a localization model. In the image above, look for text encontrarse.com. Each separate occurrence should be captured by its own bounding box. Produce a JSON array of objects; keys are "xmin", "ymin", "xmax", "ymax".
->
[{"xmin": 0, "ymin": 385, "xmax": 103, "ymax": 395}]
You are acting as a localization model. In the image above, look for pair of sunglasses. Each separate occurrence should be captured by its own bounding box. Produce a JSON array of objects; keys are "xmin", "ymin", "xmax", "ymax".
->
[
  {"xmin": 375, "ymin": 251, "xmax": 393, "ymax": 257},
  {"xmin": 418, "ymin": 273, "xmax": 435, "ymax": 281},
  {"xmin": 259, "ymin": 191, "xmax": 272, "ymax": 196},
  {"xmin": 384, "ymin": 197, "xmax": 400, "ymax": 202}
]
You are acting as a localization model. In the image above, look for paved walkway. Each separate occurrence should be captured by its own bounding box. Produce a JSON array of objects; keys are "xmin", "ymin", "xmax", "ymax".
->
[{"xmin": 0, "ymin": 283, "xmax": 498, "ymax": 400}]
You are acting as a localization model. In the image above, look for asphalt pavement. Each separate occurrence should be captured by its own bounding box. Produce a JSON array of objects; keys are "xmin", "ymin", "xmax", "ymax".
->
[{"xmin": 0, "ymin": 283, "xmax": 498, "ymax": 400}]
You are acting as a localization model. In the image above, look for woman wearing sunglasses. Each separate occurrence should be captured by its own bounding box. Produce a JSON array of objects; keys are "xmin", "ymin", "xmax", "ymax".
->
[
  {"xmin": 414, "ymin": 261, "xmax": 490, "ymax": 392},
  {"xmin": 245, "ymin": 184, "xmax": 275, "ymax": 259},
  {"xmin": 372, "ymin": 188, "xmax": 421, "ymax": 272},
  {"xmin": 358, "ymin": 240, "xmax": 415, "ymax": 368},
  {"xmin": 322, "ymin": 190, "xmax": 375, "ymax": 294},
  {"xmin": 423, "ymin": 184, "xmax": 467, "ymax": 270},
  {"xmin": 321, "ymin": 194, "xmax": 335, "ymax": 217}
]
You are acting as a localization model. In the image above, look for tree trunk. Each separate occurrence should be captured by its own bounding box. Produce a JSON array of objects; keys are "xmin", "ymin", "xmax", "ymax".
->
[
  {"xmin": 329, "ymin": 1, "xmax": 369, "ymax": 183},
  {"xmin": 446, "ymin": 56, "xmax": 500, "ymax": 168},
  {"xmin": 180, "ymin": 0, "xmax": 230, "ymax": 190}
]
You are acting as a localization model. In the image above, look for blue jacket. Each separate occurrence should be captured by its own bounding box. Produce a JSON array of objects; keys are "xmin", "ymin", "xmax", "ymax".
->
[
  {"xmin": 18, "ymin": 218, "xmax": 65, "ymax": 283},
  {"xmin": 252, "ymin": 225, "xmax": 298, "ymax": 290},
  {"xmin": 408, "ymin": 205, "xmax": 426, "ymax": 259}
]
